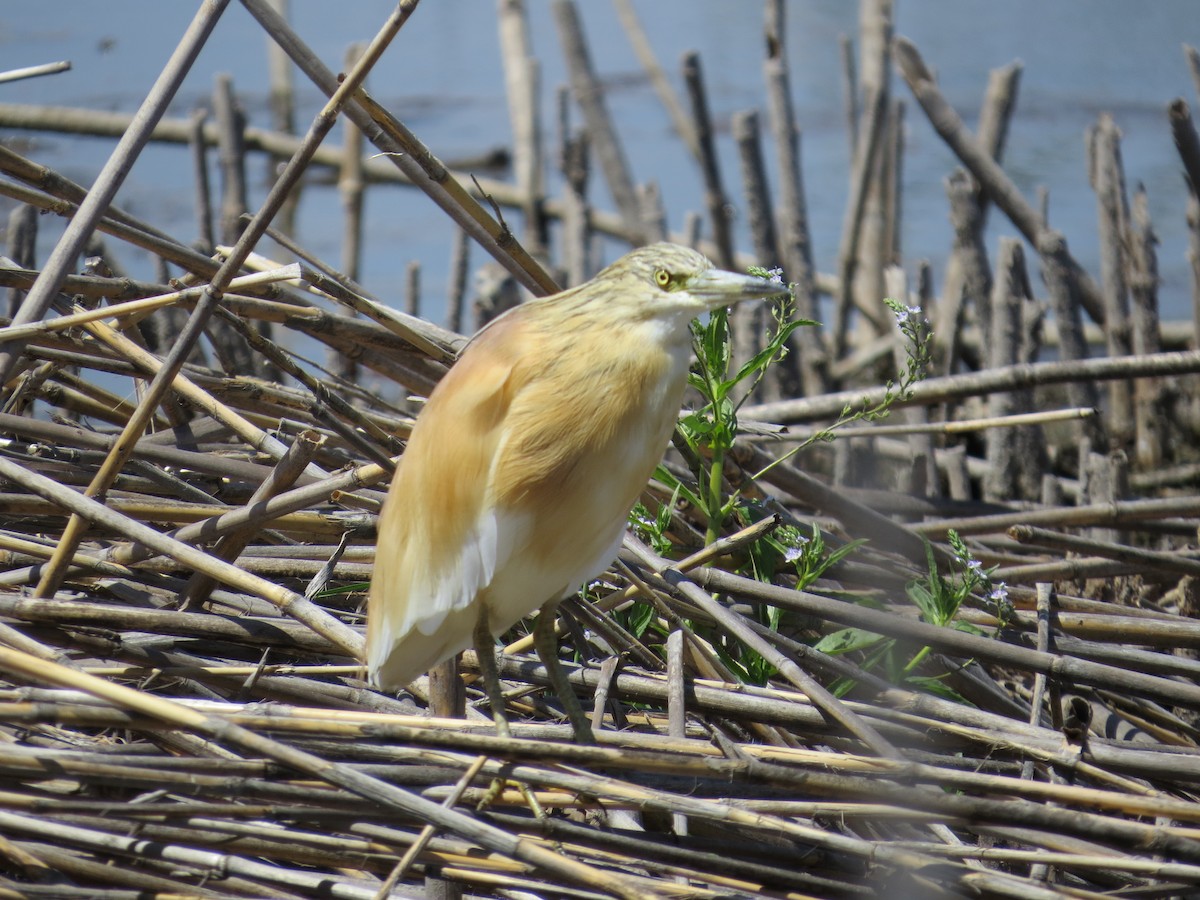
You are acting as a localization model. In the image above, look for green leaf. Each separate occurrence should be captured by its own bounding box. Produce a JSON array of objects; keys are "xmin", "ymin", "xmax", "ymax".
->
[
  {"xmin": 815, "ymin": 627, "xmax": 885, "ymax": 655},
  {"xmin": 731, "ymin": 318, "xmax": 813, "ymax": 385},
  {"xmin": 908, "ymin": 582, "xmax": 939, "ymax": 622},
  {"xmin": 746, "ymin": 652, "xmax": 776, "ymax": 684},
  {"xmin": 626, "ymin": 600, "xmax": 655, "ymax": 639},
  {"xmin": 313, "ymin": 581, "xmax": 368, "ymax": 598},
  {"xmin": 905, "ymin": 675, "xmax": 973, "ymax": 705},
  {"xmin": 713, "ymin": 640, "xmax": 752, "ymax": 683},
  {"xmin": 652, "ymin": 464, "xmax": 703, "ymax": 512}
]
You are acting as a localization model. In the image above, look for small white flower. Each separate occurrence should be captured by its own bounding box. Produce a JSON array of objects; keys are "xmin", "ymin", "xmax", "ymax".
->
[
  {"xmin": 767, "ymin": 267, "xmax": 784, "ymax": 285},
  {"xmin": 988, "ymin": 582, "xmax": 1009, "ymax": 604},
  {"xmin": 967, "ymin": 558, "xmax": 984, "ymax": 575},
  {"xmin": 782, "ymin": 533, "xmax": 809, "ymax": 563}
]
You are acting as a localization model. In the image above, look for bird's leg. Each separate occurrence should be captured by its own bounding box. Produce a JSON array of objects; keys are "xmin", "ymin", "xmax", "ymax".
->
[
  {"xmin": 535, "ymin": 602, "xmax": 596, "ymax": 743},
  {"xmin": 472, "ymin": 607, "xmax": 546, "ymax": 818},
  {"xmin": 472, "ymin": 607, "xmax": 510, "ymax": 738}
]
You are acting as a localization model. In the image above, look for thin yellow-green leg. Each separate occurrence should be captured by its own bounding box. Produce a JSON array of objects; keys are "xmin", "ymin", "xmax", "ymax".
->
[
  {"xmin": 472, "ymin": 608, "xmax": 544, "ymax": 817},
  {"xmin": 473, "ymin": 609, "xmax": 511, "ymax": 738},
  {"xmin": 535, "ymin": 603, "xmax": 596, "ymax": 743}
]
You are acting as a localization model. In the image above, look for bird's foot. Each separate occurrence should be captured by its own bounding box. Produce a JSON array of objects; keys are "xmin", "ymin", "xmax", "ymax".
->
[{"xmin": 475, "ymin": 771, "xmax": 546, "ymax": 820}]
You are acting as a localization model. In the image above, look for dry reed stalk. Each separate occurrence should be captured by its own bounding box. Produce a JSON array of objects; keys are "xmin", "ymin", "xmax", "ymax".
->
[
  {"xmin": 0, "ymin": 2, "xmax": 232, "ymax": 384},
  {"xmin": 1090, "ymin": 114, "xmax": 1136, "ymax": 446},
  {"xmin": 264, "ymin": 0, "xmax": 298, "ymax": 239},
  {"xmin": 497, "ymin": 0, "xmax": 544, "ymax": 255},
  {"xmin": 896, "ymin": 36, "xmax": 1107, "ymax": 322},
  {"xmin": 936, "ymin": 61, "xmax": 1021, "ymax": 373},
  {"xmin": 5, "ymin": 205, "xmax": 36, "ymax": 318},
  {"xmin": 851, "ymin": 0, "xmax": 893, "ymax": 332},
  {"xmin": 242, "ymin": 0, "xmax": 559, "ymax": 299},
  {"xmin": 444, "ymin": 226, "xmax": 469, "ymax": 335},
  {"xmin": 333, "ymin": 42, "xmax": 367, "ymax": 386},
  {"xmin": 731, "ymin": 109, "xmax": 779, "ymax": 399},
  {"xmin": 558, "ymin": 88, "xmax": 593, "ymax": 286},
  {"xmin": 1127, "ymin": 186, "xmax": 1168, "ymax": 467},
  {"xmin": 551, "ymin": 0, "xmax": 641, "ymax": 243},
  {"xmin": 30, "ymin": 10, "xmax": 414, "ymax": 599},
  {"xmin": 762, "ymin": 1, "xmax": 826, "ymax": 398},
  {"xmin": 832, "ymin": 83, "xmax": 889, "ymax": 357},
  {"xmin": 745, "ymin": 345, "xmax": 1200, "ymax": 424},
  {"xmin": 681, "ymin": 51, "xmax": 733, "ymax": 270}
]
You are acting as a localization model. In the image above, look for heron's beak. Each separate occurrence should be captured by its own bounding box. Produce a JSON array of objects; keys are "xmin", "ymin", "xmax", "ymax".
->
[{"xmin": 686, "ymin": 268, "xmax": 788, "ymax": 310}]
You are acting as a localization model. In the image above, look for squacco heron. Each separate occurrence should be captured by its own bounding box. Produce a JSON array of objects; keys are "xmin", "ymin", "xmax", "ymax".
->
[{"xmin": 367, "ymin": 242, "xmax": 785, "ymax": 740}]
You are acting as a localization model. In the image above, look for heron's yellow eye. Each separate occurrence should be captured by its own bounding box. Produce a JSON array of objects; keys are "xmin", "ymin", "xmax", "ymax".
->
[{"xmin": 654, "ymin": 268, "xmax": 671, "ymax": 288}]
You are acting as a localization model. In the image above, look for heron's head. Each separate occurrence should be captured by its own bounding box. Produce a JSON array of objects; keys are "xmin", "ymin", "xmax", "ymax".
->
[{"xmin": 572, "ymin": 242, "xmax": 788, "ymax": 322}]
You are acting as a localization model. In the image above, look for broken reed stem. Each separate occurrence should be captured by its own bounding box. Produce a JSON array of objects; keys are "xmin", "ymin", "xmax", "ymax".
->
[
  {"xmin": 833, "ymin": 83, "xmax": 889, "ymax": 357},
  {"xmin": 497, "ymin": 0, "xmax": 545, "ymax": 253},
  {"xmin": 1090, "ymin": 113, "xmax": 1135, "ymax": 445},
  {"xmin": 763, "ymin": 0, "xmax": 826, "ymax": 397},
  {"xmin": 335, "ymin": 42, "xmax": 366, "ymax": 385},
  {"xmin": 551, "ymin": 0, "xmax": 642, "ymax": 243},
  {"xmin": 0, "ymin": 1, "xmax": 232, "ymax": 383},
  {"xmin": 180, "ymin": 429, "xmax": 323, "ymax": 609},
  {"xmin": 612, "ymin": 0, "xmax": 699, "ymax": 163},
  {"xmin": 242, "ymin": 0, "xmax": 559, "ymax": 298},
  {"xmin": 744, "ymin": 347, "xmax": 1200, "ymax": 424},
  {"xmin": 895, "ymin": 35, "xmax": 1107, "ymax": 323},
  {"xmin": 0, "ymin": 644, "xmax": 660, "ymax": 900},
  {"xmin": 1170, "ymin": 98, "xmax": 1200, "ymax": 197},
  {"xmin": 31, "ymin": 6, "xmax": 412, "ymax": 598},
  {"xmin": 0, "ymin": 265, "xmax": 299, "ymax": 345},
  {"xmin": 682, "ymin": 51, "xmax": 734, "ymax": 270}
]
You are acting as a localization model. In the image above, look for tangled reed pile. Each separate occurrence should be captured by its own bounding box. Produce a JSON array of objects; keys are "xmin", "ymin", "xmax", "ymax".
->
[{"xmin": 3, "ymin": 2, "xmax": 1200, "ymax": 897}]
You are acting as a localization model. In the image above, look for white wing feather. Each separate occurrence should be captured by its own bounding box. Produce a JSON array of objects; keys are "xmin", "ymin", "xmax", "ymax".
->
[{"xmin": 368, "ymin": 500, "xmax": 531, "ymax": 688}]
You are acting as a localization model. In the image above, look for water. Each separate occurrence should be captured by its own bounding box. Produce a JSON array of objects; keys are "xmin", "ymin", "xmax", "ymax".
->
[{"xmin": 1, "ymin": 1, "xmax": 1198, "ymax": 325}]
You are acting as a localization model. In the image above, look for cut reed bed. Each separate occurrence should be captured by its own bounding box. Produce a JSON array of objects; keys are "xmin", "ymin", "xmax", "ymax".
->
[{"xmin": 1, "ymin": 2, "xmax": 1200, "ymax": 898}]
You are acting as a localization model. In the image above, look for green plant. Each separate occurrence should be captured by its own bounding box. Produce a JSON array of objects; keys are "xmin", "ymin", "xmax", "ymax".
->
[
  {"xmin": 620, "ymin": 279, "xmax": 943, "ymax": 686},
  {"xmin": 815, "ymin": 530, "xmax": 1011, "ymax": 699},
  {"xmin": 652, "ymin": 283, "xmax": 932, "ymax": 552},
  {"xmin": 671, "ymin": 266, "xmax": 812, "ymax": 545},
  {"xmin": 750, "ymin": 519, "xmax": 866, "ymax": 593},
  {"xmin": 752, "ymin": 296, "xmax": 934, "ymax": 482}
]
